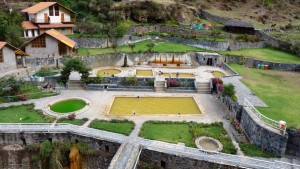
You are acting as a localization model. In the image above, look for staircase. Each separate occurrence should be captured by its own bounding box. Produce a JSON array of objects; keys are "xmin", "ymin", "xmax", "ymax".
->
[
  {"xmin": 67, "ymin": 80, "xmax": 85, "ymax": 90},
  {"xmin": 196, "ymin": 82, "xmax": 210, "ymax": 94},
  {"xmin": 155, "ymin": 80, "xmax": 165, "ymax": 92}
]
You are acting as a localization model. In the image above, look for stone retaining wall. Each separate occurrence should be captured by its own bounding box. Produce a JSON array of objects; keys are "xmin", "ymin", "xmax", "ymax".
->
[
  {"xmin": 286, "ymin": 129, "xmax": 300, "ymax": 157},
  {"xmin": 219, "ymin": 96, "xmax": 288, "ymax": 155},
  {"xmin": 0, "ymin": 132, "xmax": 121, "ymax": 169},
  {"xmin": 159, "ymin": 36, "xmax": 266, "ymax": 51},
  {"xmin": 255, "ymin": 30, "xmax": 300, "ymax": 56},
  {"xmin": 138, "ymin": 149, "xmax": 244, "ymax": 169},
  {"xmin": 200, "ymin": 10, "xmax": 231, "ymax": 25},
  {"xmin": 224, "ymin": 55, "xmax": 300, "ymax": 71}
]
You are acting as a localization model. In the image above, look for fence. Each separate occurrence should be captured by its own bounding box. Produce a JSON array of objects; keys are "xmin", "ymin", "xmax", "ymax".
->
[{"xmin": 244, "ymin": 98, "xmax": 286, "ymax": 134}]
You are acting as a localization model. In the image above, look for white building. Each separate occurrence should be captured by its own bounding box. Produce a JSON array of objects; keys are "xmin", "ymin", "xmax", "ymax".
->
[{"xmin": 21, "ymin": 2, "xmax": 76, "ymax": 38}]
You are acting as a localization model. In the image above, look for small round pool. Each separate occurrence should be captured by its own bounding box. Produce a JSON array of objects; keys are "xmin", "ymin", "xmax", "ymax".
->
[
  {"xmin": 97, "ymin": 69, "xmax": 121, "ymax": 76},
  {"xmin": 50, "ymin": 99, "xmax": 87, "ymax": 113},
  {"xmin": 212, "ymin": 71, "xmax": 225, "ymax": 77}
]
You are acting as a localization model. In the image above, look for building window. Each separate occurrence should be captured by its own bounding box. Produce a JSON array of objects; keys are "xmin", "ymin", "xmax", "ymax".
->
[
  {"xmin": 31, "ymin": 36, "xmax": 46, "ymax": 48},
  {"xmin": 32, "ymin": 30, "xmax": 35, "ymax": 37},
  {"xmin": 25, "ymin": 30, "xmax": 28, "ymax": 37},
  {"xmin": 49, "ymin": 6, "xmax": 53, "ymax": 16},
  {"xmin": 0, "ymin": 48, "xmax": 3, "ymax": 63},
  {"xmin": 54, "ymin": 5, "xmax": 59, "ymax": 16}
]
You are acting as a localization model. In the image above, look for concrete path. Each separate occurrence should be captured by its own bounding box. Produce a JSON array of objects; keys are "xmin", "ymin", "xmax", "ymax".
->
[{"xmin": 222, "ymin": 76, "xmax": 267, "ymax": 107}]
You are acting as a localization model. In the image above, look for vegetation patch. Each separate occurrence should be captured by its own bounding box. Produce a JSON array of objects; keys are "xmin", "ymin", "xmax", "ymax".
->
[
  {"xmin": 0, "ymin": 104, "xmax": 55, "ymax": 123},
  {"xmin": 230, "ymin": 64, "xmax": 300, "ymax": 129},
  {"xmin": 220, "ymin": 48, "xmax": 300, "ymax": 64},
  {"xmin": 89, "ymin": 119, "xmax": 135, "ymax": 136},
  {"xmin": 57, "ymin": 117, "xmax": 88, "ymax": 126},
  {"xmin": 50, "ymin": 99, "xmax": 87, "ymax": 113},
  {"xmin": 239, "ymin": 143, "xmax": 279, "ymax": 158},
  {"xmin": 139, "ymin": 121, "xmax": 237, "ymax": 154}
]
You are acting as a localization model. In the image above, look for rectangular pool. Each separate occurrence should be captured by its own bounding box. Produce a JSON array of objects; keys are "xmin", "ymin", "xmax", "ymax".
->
[
  {"xmin": 136, "ymin": 70, "xmax": 153, "ymax": 76},
  {"xmin": 109, "ymin": 97, "xmax": 201, "ymax": 115}
]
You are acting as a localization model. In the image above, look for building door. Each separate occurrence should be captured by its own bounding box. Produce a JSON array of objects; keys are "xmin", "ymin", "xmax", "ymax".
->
[
  {"xmin": 44, "ymin": 13, "xmax": 48, "ymax": 23},
  {"xmin": 58, "ymin": 42, "xmax": 67, "ymax": 55},
  {"xmin": 207, "ymin": 58, "xmax": 213, "ymax": 66},
  {"xmin": 61, "ymin": 13, "xmax": 64, "ymax": 22}
]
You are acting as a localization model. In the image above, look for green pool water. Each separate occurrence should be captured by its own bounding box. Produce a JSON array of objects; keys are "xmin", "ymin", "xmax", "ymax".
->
[
  {"xmin": 50, "ymin": 99, "xmax": 86, "ymax": 113},
  {"xmin": 109, "ymin": 97, "xmax": 201, "ymax": 115}
]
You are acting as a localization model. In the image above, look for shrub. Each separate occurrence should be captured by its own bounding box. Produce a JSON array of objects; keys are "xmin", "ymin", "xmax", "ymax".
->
[
  {"xmin": 167, "ymin": 79, "xmax": 180, "ymax": 87},
  {"xmin": 222, "ymin": 83, "xmax": 237, "ymax": 101},
  {"xmin": 67, "ymin": 113, "xmax": 76, "ymax": 120}
]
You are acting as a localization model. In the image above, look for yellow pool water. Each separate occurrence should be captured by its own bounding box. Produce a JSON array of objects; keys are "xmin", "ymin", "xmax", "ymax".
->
[
  {"xmin": 109, "ymin": 97, "xmax": 201, "ymax": 115},
  {"xmin": 136, "ymin": 70, "xmax": 153, "ymax": 76},
  {"xmin": 162, "ymin": 73, "xmax": 194, "ymax": 78},
  {"xmin": 212, "ymin": 71, "xmax": 225, "ymax": 77},
  {"xmin": 97, "ymin": 69, "xmax": 121, "ymax": 76}
]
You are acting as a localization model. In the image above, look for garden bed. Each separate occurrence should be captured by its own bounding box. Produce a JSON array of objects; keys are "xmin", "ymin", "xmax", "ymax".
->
[{"xmin": 89, "ymin": 119, "xmax": 135, "ymax": 136}]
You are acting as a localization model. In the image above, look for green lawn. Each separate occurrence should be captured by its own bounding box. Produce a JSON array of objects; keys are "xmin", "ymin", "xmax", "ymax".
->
[
  {"xmin": 139, "ymin": 121, "xmax": 237, "ymax": 154},
  {"xmin": 50, "ymin": 99, "xmax": 86, "ymax": 113},
  {"xmin": 230, "ymin": 64, "xmax": 300, "ymax": 129},
  {"xmin": 220, "ymin": 48, "xmax": 300, "ymax": 64},
  {"xmin": 89, "ymin": 119, "xmax": 135, "ymax": 135},
  {"xmin": 57, "ymin": 118, "xmax": 88, "ymax": 125},
  {"xmin": 239, "ymin": 143, "xmax": 279, "ymax": 158},
  {"xmin": 0, "ymin": 104, "xmax": 54, "ymax": 123},
  {"xmin": 78, "ymin": 39, "xmax": 207, "ymax": 56},
  {"xmin": 139, "ymin": 122, "xmax": 194, "ymax": 147}
]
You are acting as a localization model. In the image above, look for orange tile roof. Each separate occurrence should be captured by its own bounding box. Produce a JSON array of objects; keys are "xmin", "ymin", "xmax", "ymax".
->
[
  {"xmin": 38, "ymin": 23, "xmax": 75, "ymax": 29},
  {"xmin": 45, "ymin": 29, "xmax": 76, "ymax": 48},
  {"xmin": 0, "ymin": 41, "xmax": 7, "ymax": 49},
  {"xmin": 21, "ymin": 2, "xmax": 75, "ymax": 14},
  {"xmin": 21, "ymin": 2, "xmax": 57, "ymax": 14},
  {"xmin": 0, "ymin": 41, "xmax": 28, "ymax": 56},
  {"xmin": 22, "ymin": 21, "xmax": 39, "ymax": 30}
]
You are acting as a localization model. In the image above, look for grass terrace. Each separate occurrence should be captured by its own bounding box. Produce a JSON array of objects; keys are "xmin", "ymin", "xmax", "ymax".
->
[
  {"xmin": 89, "ymin": 119, "xmax": 135, "ymax": 136},
  {"xmin": 139, "ymin": 121, "xmax": 237, "ymax": 154},
  {"xmin": 230, "ymin": 64, "xmax": 300, "ymax": 129},
  {"xmin": 0, "ymin": 104, "xmax": 54, "ymax": 123},
  {"xmin": 220, "ymin": 48, "xmax": 300, "ymax": 64},
  {"xmin": 78, "ymin": 39, "xmax": 207, "ymax": 56}
]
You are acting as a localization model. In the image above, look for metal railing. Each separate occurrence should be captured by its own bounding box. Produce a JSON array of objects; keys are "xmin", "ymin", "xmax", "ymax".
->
[{"xmin": 244, "ymin": 98, "xmax": 286, "ymax": 134}]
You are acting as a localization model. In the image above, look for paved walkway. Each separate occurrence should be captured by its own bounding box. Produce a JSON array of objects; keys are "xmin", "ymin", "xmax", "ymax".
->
[{"xmin": 222, "ymin": 76, "xmax": 267, "ymax": 107}]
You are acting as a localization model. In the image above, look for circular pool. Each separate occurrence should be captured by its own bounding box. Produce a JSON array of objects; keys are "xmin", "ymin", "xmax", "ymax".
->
[
  {"xmin": 50, "ymin": 99, "xmax": 87, "ymax": 113},
  {"xmin": 195, "ymin": 136, "xmax": 223, "ymax": 152},
  {"xmin": 97, "ymin": 69, "xmax": 121, "ymax": 76}
]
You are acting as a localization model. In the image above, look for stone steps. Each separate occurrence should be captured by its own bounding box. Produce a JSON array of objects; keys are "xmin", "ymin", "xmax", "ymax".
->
[
  {"xmin": 67, "ymin": 80, "xmax": 84, "ymax": 90},
  {"xmin": 196, "ymin": 82, "xmax": 210, "ymax": 94}
]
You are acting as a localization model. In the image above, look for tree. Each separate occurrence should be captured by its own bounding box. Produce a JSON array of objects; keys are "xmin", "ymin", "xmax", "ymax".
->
[
  {"xmin": 146, "ymin": 42, "xmax": 155, "ymax": 52},
  {"xmin": 59, "ymin": 58, "xmax": 91, "ymax": 84},
  {"xmin": 111, "ymin": 41, "xmax": 118, "ymax": 54}
]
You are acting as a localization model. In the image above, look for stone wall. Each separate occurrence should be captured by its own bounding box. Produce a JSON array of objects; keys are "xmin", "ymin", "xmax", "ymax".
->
[
  {"xmin": 255, "ymin": 30, "xmax": 300, "ymax": 56},
  {"xmin": 286, "ymin": 129, "xmax": 300, "ymax": 157},
  {"xmin": 72, "ymin": 35, "xmax": 150, "ymax": 48},
  {"xmin": 159, "ymin": 36, "xmax": 266, "ymax": 51},
  {"xmin": 240, "ymin": 108, "xmax": 288, "ymax": 155},
  {"xmin": 0, "ymin": 132, "xmax": 121, "ymax": 169},
  {"xmin": 200, "ymin": 10, "xmax": 232, "ymax": 24},
  {"xmin": 0, "ymin": 46, "xmax": 17, "ymax": 74},
  {"xmin": 218, "ymin": 96, "xmax": 288, "ymax": 155},
  {"xmin": 138, "ymin": 149, "xmax": 244, "ymax": 169},
  {"xmin": 224, "ymin": 55, "xmax": 300, "ymax": 71},
  {"xmin": 220, "ymin": 62, "xmax": 239, "ymax": 76},
  {"xmin": 25, "ymin": 36, "xmax": 60, "ymax": 57}
]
